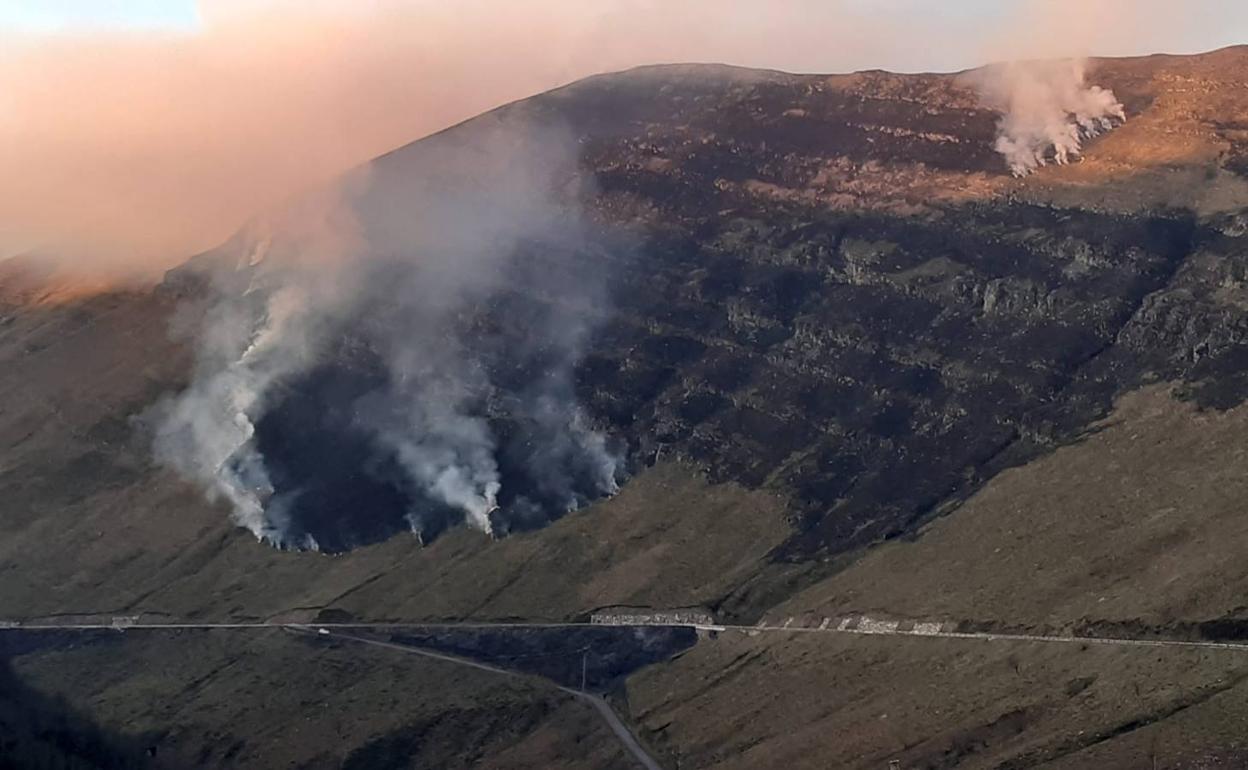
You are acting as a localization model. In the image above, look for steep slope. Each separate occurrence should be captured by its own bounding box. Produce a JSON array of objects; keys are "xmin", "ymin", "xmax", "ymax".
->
[
  {"xmin": 7, "ymin": 631, "xmax": 632, "ymax": 769},
  {"xmin": 625, "ymin": 386, "xmax": 1248, "ymax": 769},
  {"xmin": 6, "ymin": 49, "xmax": 1247, "ymax": 620},
  {"xmin": 2, "ymin": 46, "xmax": 1248, "ymax": 768}
]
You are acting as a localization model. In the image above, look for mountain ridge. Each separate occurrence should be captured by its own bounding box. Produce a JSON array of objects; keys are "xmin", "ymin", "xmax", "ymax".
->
[{"xmin": 3, "ymin": 45, "xmax": 1248, "ymax": 768}]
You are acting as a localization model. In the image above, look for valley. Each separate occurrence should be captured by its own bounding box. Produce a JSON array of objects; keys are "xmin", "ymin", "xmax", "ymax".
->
[{"xmin": 4, "ymin": 45, "xmax": 1248, "ymax": 768}]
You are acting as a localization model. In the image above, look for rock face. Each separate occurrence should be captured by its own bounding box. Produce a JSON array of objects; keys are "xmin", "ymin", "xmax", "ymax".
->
[
  {"xmin": 5, "ymin": 46, "xmax": 1248, "ymax": 770},
  {"xmin": 578, "ymin": 198, "xmax": 1199, "ymax": 559},
  {"xmin": 160, "ymin": 51, "xmax": 1248, "ymax": 566},
  {"xmin": 540, "ymin": 55, "xmax": 1248, "ymax": 562}
]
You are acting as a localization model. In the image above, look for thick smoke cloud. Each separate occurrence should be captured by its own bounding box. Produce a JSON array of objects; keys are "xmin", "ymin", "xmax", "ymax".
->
[
  {"xmin": 970, "ymin": 59, "xmax": 1127, "ymax": 176},
  {"xmin": 152, "ymin": 119, "xmax": 623, "ymax": 550},
  {"xmin": 151, "ymin": 182, "xmax": 368, "ymax": 546},
  {"xmin": 2, "ymin": 0, "xmax": 1237, "ymax": 273}
]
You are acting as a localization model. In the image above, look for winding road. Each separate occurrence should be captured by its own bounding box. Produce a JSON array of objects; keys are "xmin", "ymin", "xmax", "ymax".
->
[
  {"xmin": 7, "ymin": 613, "xmax": 1248, "ymax": 769},
  {"xmin": 292, "ymin": 629, "xmax": 664, "ymax": 770}
]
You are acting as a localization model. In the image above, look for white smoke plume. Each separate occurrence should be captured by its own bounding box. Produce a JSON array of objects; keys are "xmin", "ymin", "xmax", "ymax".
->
[
  {"xmin": 9, "ymin": 0, "xmax": 1235, "ymax": 274},
  {"xmin": 152, "ymin": 189, "xmax": 360, "ymax": 548},
  {"xmin": 367, "ymin": 341, "xmax": 504, "ymax": 537},
  {"xmin": 972, "ymin": 59, "xmax": 1126, "ymax": 177},
  {"xmin": 154, "ymin": 283, "xmax": 315, "ymax": 545},
  {"xmin": 151, "ymin": 118, "xmax": 624, "ymax": 550}
]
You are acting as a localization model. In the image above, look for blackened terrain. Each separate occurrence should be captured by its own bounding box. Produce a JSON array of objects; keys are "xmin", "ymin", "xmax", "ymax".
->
[
  {"xmin": 386, "ymin": 626, "xmax": 696, "ymax": 692},
  {"xmin": 244, "ymin": 239, "xmax": 630, "ymax": 553},
  {"xmin": 4, "ymin": 48, "xmax": 1248, "ymax": 770},
  {"xmin": 575, "ymin": 203, "xmax": 1202, "ymax": 560},
  {"xmin": 200, "ymin": 60, "xmax": 1248, "ymax": 569}
]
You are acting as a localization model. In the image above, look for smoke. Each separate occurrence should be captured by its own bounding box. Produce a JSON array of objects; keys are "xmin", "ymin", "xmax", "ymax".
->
[
  {"xmin": 8, "ymin": 0, "xmax": 1238, "ymax": 549},
  {"xmin": 4, "ymin": 0, "xmax": 1236, "ymax": 272},
  {"xmin": 963, "ymin": 0, "xmax": 1189, "ymax": 177},
  {"xmin": 970, "ymin": 59, "xmax": 1127, "ymax": 177},
  {"xmin": 154, "ymin": 282, "xmax": 315, "ymax": 545},
  {"xmin": 151, "ymin": 184, "xmax": 363, "ymax": 548},
  {"xmin": 151, "ymin": 118, "xmax": 625, "ymax": 550}
]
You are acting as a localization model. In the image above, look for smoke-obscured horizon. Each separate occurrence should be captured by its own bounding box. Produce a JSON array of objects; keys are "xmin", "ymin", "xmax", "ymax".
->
[
  {"xmin": 149, "ymin": 117, "xmax": 626, "ymax": 551},
  {"xmin": 0, "ymin": 0, "xmax": 1236, "ymax": 273},
  {"xmin": 5, "ymin": 0, "xmax": 1240, "ymax": 550}
]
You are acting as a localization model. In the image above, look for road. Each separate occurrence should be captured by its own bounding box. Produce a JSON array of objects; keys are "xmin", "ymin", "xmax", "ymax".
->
[
  {"xmin": 9, "ymin": 616, "xmax": 1248, "ymax": 654},
  {"xmin": 291, "ymin": 629, "xmax": 664, "ymax": 770},
  {"xmin": 5, "ymin": 618, "xmax": 667, "ymax": 769},
  {"xmin": 8, "ymin": 612, "xmax": 1248, "ymax": 770},
  {"xmin": 732, "ymin": 618, "xmax": 1248, "ymax": 653}
]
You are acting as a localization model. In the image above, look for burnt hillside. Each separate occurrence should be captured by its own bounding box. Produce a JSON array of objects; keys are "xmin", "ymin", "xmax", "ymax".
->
[{"xmin": 174, "ymin": 53, "xmax": 1248, "ymax": 565}]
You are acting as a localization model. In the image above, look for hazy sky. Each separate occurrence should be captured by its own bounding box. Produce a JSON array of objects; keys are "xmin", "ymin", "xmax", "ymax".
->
[
  {"xmin": 1, "ymin": 0, "xmax": 1245, "ymax": 272},
  {"xmin": 0, "ymin": 0, "xmax": 200, "ymax": 31},
  {"xmin": 2, "ymin": 1, "xmax": 1245, "ymax": 70}
]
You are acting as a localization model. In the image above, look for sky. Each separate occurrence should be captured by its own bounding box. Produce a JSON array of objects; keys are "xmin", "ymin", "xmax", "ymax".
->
[
  {"xmin": 1, "ymin": 1, "xmax": 1244, "ymax": 68},
  {"xmin": 0, "ymin": 0, "xmax": 1245, "ymax": 273},
  {"xmin": 0, "ymin": 0, "xmax": 200, "ymax": 31}
]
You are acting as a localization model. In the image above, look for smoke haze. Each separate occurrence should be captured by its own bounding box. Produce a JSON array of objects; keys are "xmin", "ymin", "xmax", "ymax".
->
[
  {"xmin": 970, "ymin": 59, "xmax": 1127, "ymax": 176},
  {"xmin": 5, "ymin": 0, "xmax": 1242, "ymax": 548},
  {"xmin": 0, "ymin": 0, "xmax": 1237, "ymax": 272},
  {"xmin": 151, "ymin": 118, "xmax": 624, "ymax": 550}
]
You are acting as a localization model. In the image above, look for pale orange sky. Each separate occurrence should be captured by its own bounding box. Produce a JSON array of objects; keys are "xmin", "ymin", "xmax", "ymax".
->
[{"xmin": 0, "ymin": 0, "xmax": 1243, "ymax": 274}]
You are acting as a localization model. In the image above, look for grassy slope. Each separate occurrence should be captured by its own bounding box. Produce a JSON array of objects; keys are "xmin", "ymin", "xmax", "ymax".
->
[
  {"xmin": 6, "ymin": 48, "xmax": 1248, "ymax": 768},
  {"xmin": 625, "ymin": 386, "xmax": 1248, "ymax": 768},
  {"xmin": 10, "ymin": 630, "xmax": 632, "ymax": 769},
  {"xmin": 628, "ymin": 631, "xmax": 1248, "ymax": 770},
  {"xmin": 0, "ymin": 287, "xmax": 786, "ymax": 767},
  {"xmin": 16, "ymin": 383, "xmax": 1248, "ymax": 769},
  {"xmin": 0, "ymin": 289, "xmax": 791, "ymax": 625},
  {"xmin": 777, "ymin": 386, "xmax": 1248, "ymax": 629}
]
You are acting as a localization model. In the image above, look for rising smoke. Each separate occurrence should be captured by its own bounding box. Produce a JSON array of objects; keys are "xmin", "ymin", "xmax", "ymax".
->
[
  {"xmin": 7, "ymin": 0, "xmax": 1227, "ymax": 550},
  {"xmin": 152, "ymin": 119, "xmax": 624, "ymax": 550},
  {"xmin": 970, "ymin": 59, "xmax": 1127, "ymax": 176},
  {"xmin": 5, "ymin": 0, "xmax": 1227, "ymax": 272}
]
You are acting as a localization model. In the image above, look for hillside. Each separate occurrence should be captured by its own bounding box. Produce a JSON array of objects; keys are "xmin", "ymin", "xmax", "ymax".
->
[{"xmin": 3, "ymin": 46, "xmax": 1248, "ymax": 768}]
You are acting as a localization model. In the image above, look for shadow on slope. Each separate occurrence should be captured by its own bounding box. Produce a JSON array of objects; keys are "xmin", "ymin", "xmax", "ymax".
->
[{"xmin": 0, "ymin": 648, "xmax": 153, "ymax": 770}]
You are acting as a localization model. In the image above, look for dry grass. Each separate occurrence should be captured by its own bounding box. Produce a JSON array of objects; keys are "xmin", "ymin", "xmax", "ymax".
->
[
  {"xmin": 6, "ymin": 47, "xmax": 1248, "ymax": 769},
  {"xmin": 622, "ymin": 385, "xmax": 1248, "ymax": 768},
  {"xmin": 0, "ymin": 287, "xmax": 791, "ymax": 624},
  {"xmin": 776, "ymin": 386, "xmax": 1248, "ymax": 630},
  {"xmin": 1012, "ymin": 47, "xmax": 1248, "ymax": 215},
  {"xmin": 627, "ymin": 629, "xmax": 1248, "ymax": 770},
  {"xmin": 11, "ymin": 630, "xmax": 631, "ymax": 769}
]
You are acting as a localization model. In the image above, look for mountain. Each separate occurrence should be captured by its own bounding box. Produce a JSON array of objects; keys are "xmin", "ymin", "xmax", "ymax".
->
[{"xmin": 3, "ymin": 46, "xmax": 1248, "ymax": 768}]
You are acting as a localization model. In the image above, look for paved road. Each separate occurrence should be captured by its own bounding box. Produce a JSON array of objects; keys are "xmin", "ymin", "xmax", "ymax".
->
[
  {"xmin": 4, "ymin": 620, "xmax": 590, "ymax": 631},
  {"xmin": 301, "ymin": 629, "xmax": 664, "ymax": 770},
  {"xmin": 751, "ymin": 622, "xmax": 1248, "ymax": 655},
  {"xmin": 727, "ymin": 620, "xmax": 1248, "ymax": 653},
  {"xmin": 9, "ymin": 613, "xmax": 1248, "ymax": 770},
  {"xmin": 575, "ymin": 690, "xmax": 664, "ymax": 770},
  {"xmin": 8, "ymin": 616, "xmax": 1248, "ymax": 654}
]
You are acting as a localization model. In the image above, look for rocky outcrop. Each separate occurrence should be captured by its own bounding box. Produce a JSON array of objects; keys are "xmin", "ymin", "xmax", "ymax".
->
[{"xmin": 174, "ymin": 53, "xmax": 1248, "ymax": 567}]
